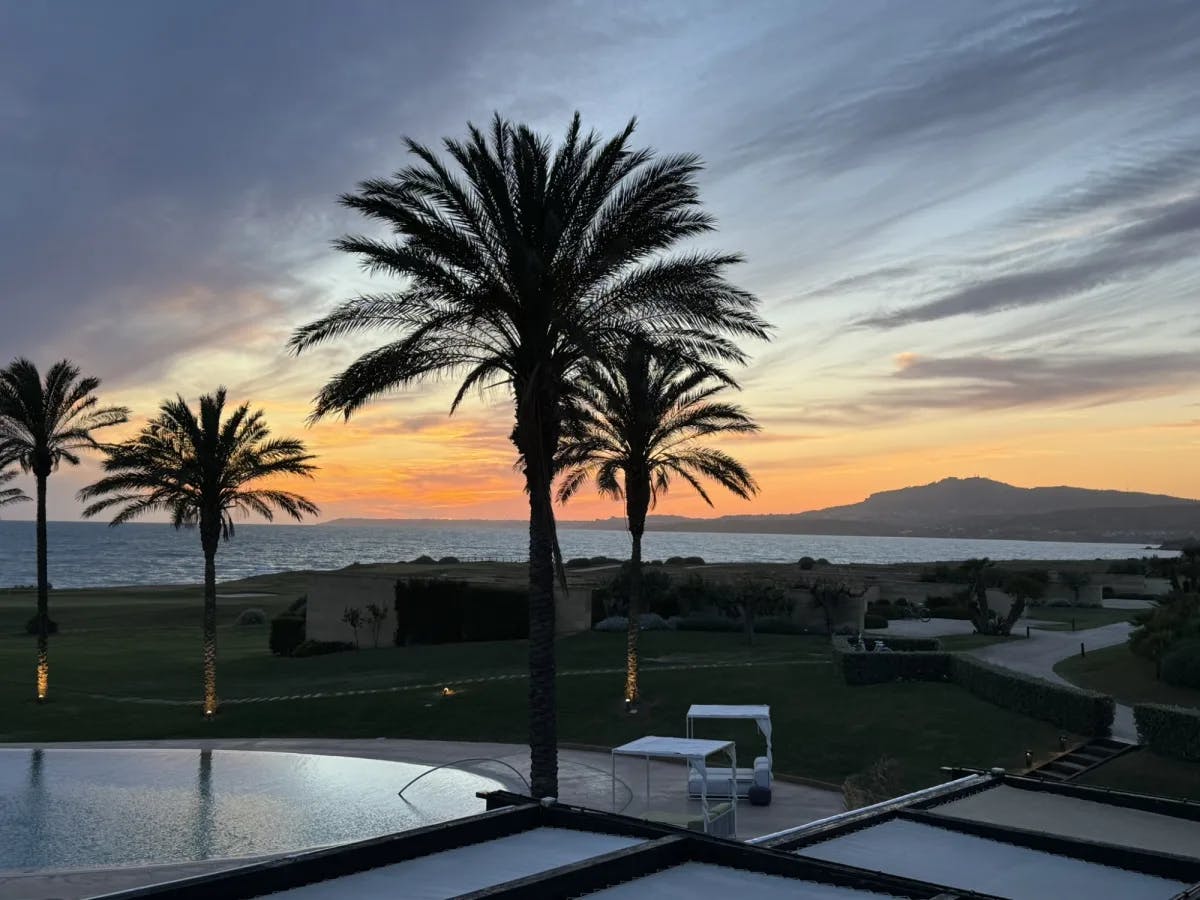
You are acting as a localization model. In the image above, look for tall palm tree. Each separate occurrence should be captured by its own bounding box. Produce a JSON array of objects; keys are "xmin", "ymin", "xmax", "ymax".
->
[
  {"xmin": 0, "ymin": 466, "xmax": 29, "ymax": 509},
  {"xmin": 0, "ymin": 359, "xmax": 128, "ymax": 701},
  {"xmin": 289, "ymin": 114, "xmax": 768, "ymax": 796},
  {"xmin": 79, "ymin": 388, "xmax": 318, "ymax": 715},
  {"xmin": 556, "ymin": 340, "xmax": 759, "ymax": 707}
]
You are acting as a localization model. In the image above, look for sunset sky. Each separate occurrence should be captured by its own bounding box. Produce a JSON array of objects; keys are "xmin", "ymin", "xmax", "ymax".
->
[{"xmin": 2, "ymin": 0, "xmax": 1198, "ymax": 523}]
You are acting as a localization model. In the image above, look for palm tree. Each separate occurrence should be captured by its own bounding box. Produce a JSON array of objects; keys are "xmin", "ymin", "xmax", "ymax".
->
[
  {"xmin": 0, "ymin": 359, "xmax": 129, "ymax": 701},
  {"xmin": 556, "ymin": 340, "xmax": 759, "ymax": 707},
  {"xmin": 79, "ymin": 388, "xmax": 318, "ymax": 715},
  {"xmin": 289, "ymin": 114, "xmax": 768, "ymax": 796},
  {"xmin": 0, "ymin": 466, "xmax": 29, "ymax": 509}
]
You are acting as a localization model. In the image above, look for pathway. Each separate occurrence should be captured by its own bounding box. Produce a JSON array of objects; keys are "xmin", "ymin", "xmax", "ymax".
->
[{"xmin": 968, "ymin": 622, "xmax": 1138, "ymax": 741}]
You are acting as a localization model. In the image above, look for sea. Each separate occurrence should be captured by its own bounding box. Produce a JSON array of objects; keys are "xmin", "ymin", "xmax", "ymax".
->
[{"xmin": 0, "ymin": 520, "xmax": 1169, "ymax": 590}]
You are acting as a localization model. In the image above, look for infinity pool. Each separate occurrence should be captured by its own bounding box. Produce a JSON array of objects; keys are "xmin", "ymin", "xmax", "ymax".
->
[{"xmin": 0, "ymin": 748, "xmax": 502, "ymax": 873}]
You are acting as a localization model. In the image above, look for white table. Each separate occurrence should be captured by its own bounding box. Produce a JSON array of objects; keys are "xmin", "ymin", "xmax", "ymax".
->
[{"xmin": 611, "ymin": 735, "xmax": 737, "ymax": 835}]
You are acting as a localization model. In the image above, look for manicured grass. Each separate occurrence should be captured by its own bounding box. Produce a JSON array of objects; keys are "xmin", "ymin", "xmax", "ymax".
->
[
  {"xmin": 937, "ymin": 633, "xmax": 1026, "ymax": 652},
  {"xmin": 1076, "ymin": 750, "xmax": 1200, "ymax": 801},
  {"xmin": 1055, "ymin": 643, "xmax": 1200, "ymax": 709},
  {"xmin": 0, "ymin": 579, "xmax": 1074, "ymax": 793},
  {"xmin": 1024, "ymin": 606, "xmax": 1138, "ymax": 629}
]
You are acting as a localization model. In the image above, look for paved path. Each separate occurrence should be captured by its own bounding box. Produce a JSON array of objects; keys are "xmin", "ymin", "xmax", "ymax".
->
[{"xmin": 968, "ymin": 622, "xmax": 1138, "ymax": 741}]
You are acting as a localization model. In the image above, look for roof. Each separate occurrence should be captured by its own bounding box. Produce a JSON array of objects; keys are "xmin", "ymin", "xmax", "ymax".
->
[
  {"xmin": 687, "ymin": 704, "xmax": 771, "ymax": 721},
  {"xmin": 612, "ymin": 736, "xmax": 734, "ymax": 760}
]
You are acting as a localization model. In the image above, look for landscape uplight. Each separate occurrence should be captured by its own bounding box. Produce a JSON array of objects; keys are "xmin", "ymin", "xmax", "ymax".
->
[{"xmin": 35, "ymin": 652, "xmax": 48, "ymax": 702}]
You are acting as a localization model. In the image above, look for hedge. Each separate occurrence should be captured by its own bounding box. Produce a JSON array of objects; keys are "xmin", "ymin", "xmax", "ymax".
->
[
  {"xmin": 269, "ymin": 612, "xmax": 305, "ymax": 656},
  {"xmin": 878, "ymin": 636, "xmax": 942, "ymax": 651},
  {"xmin": 1134, "ymin": 703, "xmax": 1200, "ymax": 761},
  {"xmin": 837, "ymin": 649, "xmax": 953, "ymax": 685},
  {"xmin": 863, "ymin": 613, "xmax": 888, "ymax": 630},
  {"xmin": 1160, "ymin": 639, "xmax": 1200, "ymax": 690},
  {"xmin": 951, "ymin": 656, "xmax": 1114, "ymax": 737},
  {"xmin": 292, "ymin": 639, "xmax": 355, "ymax": 657},
  {"xmin": 394, "ymin": 578, "xmax": 527, "ymax": 645}
]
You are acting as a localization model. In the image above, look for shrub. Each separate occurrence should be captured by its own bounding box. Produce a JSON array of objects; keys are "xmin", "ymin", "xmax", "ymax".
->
[
  {"xmin": 24, "ymin": 614, "xmax": 58, "ymax": 636},
  {"xmin": 816, "ymin": 558, "xmax": 830, "ymax": 566},
  {"xmin": 1161, "ymin": 639, "xmax": 1200, "ymax": 689},
  {"xmin": 409, "ymin": 554, "xmax": 436, "ymax": 564},
  {"xmin": 951, "ymin": 656, "xmax": 1114, "ymax": 737},
  {"xmin": 437, "ymin": 556, "xmax": 460, "ymax": 564},
  {"xmin": 1134, "ymin": 703, "xmax": 1200, "ymax": 761},
  {"xmin": 836, "ymin": 648, "xmax": 954, "ymax": 685},
  {"xmin": 878, "ymin": 636, "xmax": 941, "ymax": 651},
  {"xmin": 863, "ymin": 613, "xmax": 888, "ymax": 630},
  {"xmin": 844, "ymin": 757, "xmax": 905, "ymax": 810},
  {"xmin": 638, "ymin": 612, "xmax": 672, "ymax": 631},
  {"xmin": 665, "ymin": 555, "xmax": 705, "ymax": 565},
  {"xmin": 286, "ymin": 594, "xmax": 307, "ymax": 614},
  {"xmin": 292, "ymin": 639, "xmax": 355, "ymax": 658},
  {"xmin": 593, "ymin": 565, "xmax": 678, "ymax": 618},
  {"xmin": 674, "ymin": 614, "xmax": 741, "ymax": 632},
  {"xmin": 593, "ymin": 615, "xmax": 628, "ymax": 632},
  {"xmin": 394, "ymin": 578, "xmax": 527, "ymax": 644},
  {"xmin": 798, "ymin": 556, "xmax": 816, "ymax": 570},
  {"xmin": 269, "ymin": 613, "xmax": 305, "ymax": 656},
  {"xmin": 234, "ymin": 608, "xmax": 267, "ymax": 626}
]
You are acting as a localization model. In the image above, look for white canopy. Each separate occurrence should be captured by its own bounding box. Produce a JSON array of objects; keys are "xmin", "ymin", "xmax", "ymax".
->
[
  {"xmin": 686, "ymin": 705, "xmax": 772, "ymax": 767},
  {"xmin": 612, "ymin": 736, "xmax": 734, "ymax": 760}
]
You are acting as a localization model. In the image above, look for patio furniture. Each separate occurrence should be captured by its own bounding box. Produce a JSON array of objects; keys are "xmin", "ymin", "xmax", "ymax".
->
[
  {"xmin": 685, "ymin": 704, "xmax": 773, "ymax": 804},
  {"xmin": 611, "ymin": 736, "xmax": 738, "ymax": 837}
]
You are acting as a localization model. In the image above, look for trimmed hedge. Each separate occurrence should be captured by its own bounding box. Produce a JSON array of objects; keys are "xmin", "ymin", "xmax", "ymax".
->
[
  {"xmin": 269, "ymin": 613, "xmax": 305, "ymax": 656},
  {"xmin": 292, "ymin": 639, "xmax": 355, "ymax": 657},
  {"xmin": 878, "ymin": 636, "xmax": 942, "ymax": 651},
  {"xmin": 951, "ymin": 656, "xmax": 1114, "ymax": 737},
  {"xmin": 863, "ymin": 613, "xmax": 888, "ymax": 630},
  {"xmin": 837, "ymin": 648, "xmax": 953, "ymax": 685},
  {"xmin": 1134, "ymin": 703, "xmax": 1200, "ymax": 761},
  {"xmin": 394, "ymin": 578, "xmax": 527, "ymax": 645},
  {"xmin": 1160, "ymin": 639, "xmax": 1200, "ymax": 689}
]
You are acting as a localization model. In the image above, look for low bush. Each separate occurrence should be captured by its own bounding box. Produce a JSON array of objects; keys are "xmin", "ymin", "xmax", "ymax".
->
[
  {"xmin": 437, "ymin": 556, "xmax": 460, "ymax": 565},
  {"xmin": 665, "ymin": 555, "xmax": 705, "ymax": 565},
  {"xmin": 24, "ymin": 614, "xmax": 58, "ymax": 636},
  {"xmin": 1161, "ymin": 639, "xmax": 1200, "ymax": 689},
  {"xmin": 269, "ymin": 613, "xmax": 305, "ymax": 656},
  {"xmin": 593, "ymin": 615, "xmax": 628, "ymax": 632},
  {"xmin": 863, "ymin": 613, "xmax": 888, "ymax": 630},
  {"xmin": 409, "ymin": 554, "xmax": 436, "ymax": 564},
  {"xmin": 1134, "ymin": 703, "xmax": 1200, "ymax": 761},
  {"xmin": 798, "ymin": 556, "xmax": 816, "ymax": 570},
  {"xmin": 637, "ymin": 612, "xmax": 672, "ymax": 631},
  {"xmin": 394, "ymin": 578, "xmax": 527, "ymax": 644},
  {"xmin": 674, "ymin": 614, "xmax": 740, "ymax": 633},
  {"xmin": 877, "ymin": 636, "xmax": 942, "ymax": 651},
  {"xmin": 234, "ymin": 608, "xmax": 267, "ymax": 626},
  {"xmin": 951, "ymin": 656, "xmax": 1114, "ymax": 737},
  {"xmin": 292, "ymin": 639, "xmax": 355, "ymax": 657},
  {"xmin": 836, "ymin": 648, "xmax": 953, "ymax": 685}
]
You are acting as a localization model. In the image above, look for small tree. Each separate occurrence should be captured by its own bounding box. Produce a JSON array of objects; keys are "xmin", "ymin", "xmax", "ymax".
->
[
  {"xmin": 715, "ymin": 575, "xmax": 789, "ymax": 645},
  {"xmin": 996, "ymin": 572, "xmax": 1044, "ymax": 635},
  {"xmin": 365, "ymin": 602, "xmax": 388, "ymax": 649},
  {"xmin": 342, "ymin": 606, "xmax": 363, "ymax": 648},
  {"xmin": 963, "ymin": 558, "xmax": 1002, "ymax": 636},
  {"xmin": 808, "ymin": 576, "xmax": 869, "ymax": 634},
  {"xmin": 1059, "ymin": 570, "xmax": 1091, "ymax": 606}
]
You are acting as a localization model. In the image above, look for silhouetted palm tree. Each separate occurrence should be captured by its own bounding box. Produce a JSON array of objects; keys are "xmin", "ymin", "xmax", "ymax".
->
[
  {"xmin": 79, "ymin": 388, "xmax": 318, "ymax": 715},
  {"xmin": 289, "ymin": 114, "xmax": 768, "ymax": 796},
  {"xmin": 557, "ymin": 340, "xmax": 758, "ymax": 706},
  {"xmin": 0, "ymin": 359, "xmax": 128, "ymax": 701},
  {"xmin": 0, "ymin": 466, "xmax": 29, "ymax": 509}
]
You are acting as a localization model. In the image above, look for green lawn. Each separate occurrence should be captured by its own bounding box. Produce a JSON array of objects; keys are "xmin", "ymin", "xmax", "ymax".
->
[
  {"xmin": 1024, "ymin": 606, "xmax": 1139, "ymax": 630},
  {"xmin": 1076, "ymin": 750, "xmax": 1200, "ymax": 801},
  {"xmin": 0, "ymin": 579, "xmax": 1077, "ymax": 793},
  {"xmin": 1054, "ymin": 644, "xmax": 1200, "ymax": 709}
]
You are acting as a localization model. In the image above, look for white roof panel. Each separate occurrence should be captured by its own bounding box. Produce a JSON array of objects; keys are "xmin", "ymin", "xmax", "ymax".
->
[
  {"xmin": 265, "ymin": 827, "xmax": 645, "ymax": 899},
  {"xmin": 612, "ymin": 736, "xmax": 733, "ymax": 759},
  {"xmin": 932, "ymin": 785, "xmax": 1200, "ymax": 860},
  {"xmin": 798, "ymin": 819, "xmax": 1188, "ymax": 900},
  {"xmin": 687, "ymin": 704, "xmax": 770, "ymax": 720},
  {"xmin": 586, "ymin": 861, "xmax": 897, "ymax": 898}
]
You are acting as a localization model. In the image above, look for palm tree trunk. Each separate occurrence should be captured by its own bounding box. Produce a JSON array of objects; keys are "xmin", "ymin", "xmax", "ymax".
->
[
  {"xmin": 35, "ymin": 472, "xmax": 49, "ymax": 702},
  {"xmin": 527, "ymin": 482, "xmax": 558, "ymax": 799},
  {"xmin": 202, "ymin": 546, "xmax": 218, "ymax": 716},
  {"xmin": 625, "ymin": 529, "xmax": 643, "ymax": 708}
]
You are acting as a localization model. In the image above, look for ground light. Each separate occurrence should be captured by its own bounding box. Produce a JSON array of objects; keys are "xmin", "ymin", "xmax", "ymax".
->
[{"xmin": 36, "ymin": 651, "xmax": 48, "ymax": 702}]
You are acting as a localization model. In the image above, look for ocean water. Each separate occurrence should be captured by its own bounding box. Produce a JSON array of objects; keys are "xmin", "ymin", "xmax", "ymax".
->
[{"xmin": 0, "ymin": 520, "xmax": 1163, "ymax": 589}]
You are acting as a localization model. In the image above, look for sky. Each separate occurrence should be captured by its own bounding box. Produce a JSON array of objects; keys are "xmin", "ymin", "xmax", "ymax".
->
[{"xmin": 1, "ymin": 0, "xmax": 1198, "ymax": 523}]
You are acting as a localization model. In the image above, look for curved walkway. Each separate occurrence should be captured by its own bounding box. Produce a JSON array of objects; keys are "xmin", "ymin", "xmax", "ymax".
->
[{"xmin": 968, "ymin": 622, "xmax": 1138, "ymax": 741}]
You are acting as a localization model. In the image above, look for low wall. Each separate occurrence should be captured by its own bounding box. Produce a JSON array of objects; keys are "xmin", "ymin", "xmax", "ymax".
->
[{"xmin": 306, "ymin": 572, "xmax": 592, "ymax": 644}]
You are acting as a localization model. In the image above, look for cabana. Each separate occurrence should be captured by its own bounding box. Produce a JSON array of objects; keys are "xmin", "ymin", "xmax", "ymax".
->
[
  {"xmin": 611, "ymin": 735, "xmax": 738, "ymax": 837},
  {"xmin": 685, "ymin": 704, "xmax": 773, "ymax": 804}
]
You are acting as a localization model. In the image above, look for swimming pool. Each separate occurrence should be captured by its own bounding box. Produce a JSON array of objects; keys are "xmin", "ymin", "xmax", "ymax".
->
[{"xmin": 0, "ymin": 748, "xmax": 502, "ymax": 873}]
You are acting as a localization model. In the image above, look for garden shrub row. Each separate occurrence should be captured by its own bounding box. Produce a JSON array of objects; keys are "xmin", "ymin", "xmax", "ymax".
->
[
  {"xmin": 949, "ymin": 656, "xmax": 1114, "ymax": 737},
  {"xmin": 1134, "ymin": 703, "xmax": 1200, "ymax": 761},
  {"xmin": 269, "ymin": 612, "xmax": 305, "ymax": 656},
  {"xmin": 394, "ymin": 578, "xmax": 527, "ymax": 645},
  {"xmin": 834, "ymin": 644, "xmax": 1115, "ymax": 736}
]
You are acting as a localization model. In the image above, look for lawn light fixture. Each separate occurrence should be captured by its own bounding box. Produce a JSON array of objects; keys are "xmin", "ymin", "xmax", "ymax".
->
[
  {"xmin": 36, "ymin": 652, "xmax": 48, "ymax": 702},
  {"xmin": 1024, "ymin": 750, "xmax": 1033, "ymax": 768},
  {"xmin": 441, "ymin": 686, "xmax": 456, "ymax": 697}
]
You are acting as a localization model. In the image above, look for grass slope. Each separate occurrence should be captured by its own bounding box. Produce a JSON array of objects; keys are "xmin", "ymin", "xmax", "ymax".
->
[{"xmin": 1055, "ymin": 644, "xmax": 1200, "ymax": 709}]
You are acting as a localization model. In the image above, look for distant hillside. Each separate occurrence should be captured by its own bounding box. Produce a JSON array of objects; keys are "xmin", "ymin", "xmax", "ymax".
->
[{"xmin": 562, "ymin": 478, "xmax": 1200, "ymax": 544}]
